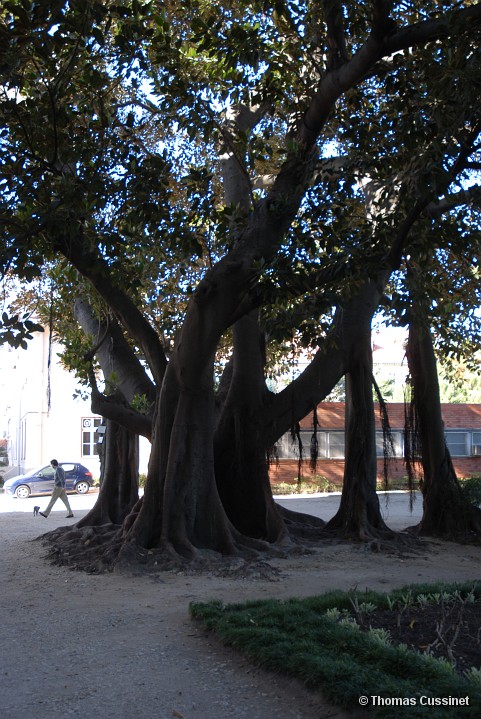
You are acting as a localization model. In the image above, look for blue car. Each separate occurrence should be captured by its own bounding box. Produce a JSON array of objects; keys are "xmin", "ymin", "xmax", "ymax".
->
[{"xmin": 3, "ymin": 462, "xmax": 94, "ymax": 499}]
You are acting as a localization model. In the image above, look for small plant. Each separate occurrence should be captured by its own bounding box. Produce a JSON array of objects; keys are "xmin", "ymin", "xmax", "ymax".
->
[
  {"xmin": 423, "ymin": 591, "xmax": 475, "ymax": 665},
  {"xmin": 368, "ymin": 627, "xmax": 392, "ymax": 646},
  {"xmin": 131, "ymin": 393, "xmax": 153, "ymax": 414},
  {"xmin": 465, "ymin": 667, "xmax": 481, "ymax": 688},
  {"xmin": 348, "ymin": 593, "xmax": 378, "ymax": 627},
  {"xmin": 338, "ymin": 614, "xmax": 360, "ymax": 629},
  {"xmin": 325, "ymin": 607, "xmax": 352, "ymax": 623},
  {"xmin": 416, "ymin": 594, "xmax": 430, "ymax": 607},
  {"xmin": 312, "ymin": 474, "xmax": 337, "ymax": 493},
  {"xmin": 271, "ymin": 482, "xmax": 298, "ymax": 495}
]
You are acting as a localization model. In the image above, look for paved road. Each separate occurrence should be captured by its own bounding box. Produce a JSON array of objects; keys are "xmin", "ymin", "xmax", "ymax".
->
[
  {"xmin": 0, "ymin": 488, "xmax": 423, "ymax": 530},
  {"xmin": 276, "ymin": 490, "xmax": 423, "ymax": 530}
]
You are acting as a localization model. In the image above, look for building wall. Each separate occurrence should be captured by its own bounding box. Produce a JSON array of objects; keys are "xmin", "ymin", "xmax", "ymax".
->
[
  {"xmin": 271, "ymin": 402, "xmax": 481, "ymax": 489},
  {"xmin": 0, "ymin": 330, "xmax": 153, "ymax": 480},
  {"xmin": 1, "ymin": 330, "xmax": 155, "ymax": 483},
  {"xmin": 1, "ymin": 331, "xmax": 100, "ymax": 478}
]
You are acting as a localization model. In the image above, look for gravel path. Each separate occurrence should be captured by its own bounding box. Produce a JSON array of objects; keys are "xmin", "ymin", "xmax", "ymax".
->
[
  {"xmin": 0, "ymin": 496, "xmax": 344, "ymax": 719},
  {"xmin": 1, "ymin": 491, "xmax": 480, "ymax": 719}
]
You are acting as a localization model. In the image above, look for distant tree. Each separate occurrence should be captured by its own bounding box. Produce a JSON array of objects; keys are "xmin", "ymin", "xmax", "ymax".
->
[{"xmin": 438, "ymin": 363, "xmax": 481, "ymax": 404}]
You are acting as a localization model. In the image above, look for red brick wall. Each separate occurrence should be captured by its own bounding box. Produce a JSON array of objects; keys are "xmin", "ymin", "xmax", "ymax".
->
[{"xmin": 270, "ymin": 402, "xmax": 481, "ymax": 488}]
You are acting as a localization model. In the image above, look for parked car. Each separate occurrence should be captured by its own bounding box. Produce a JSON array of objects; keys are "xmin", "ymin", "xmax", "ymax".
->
[{"xmin": 3, "ymin": 463, "xmax": 94, "ymax": 499}]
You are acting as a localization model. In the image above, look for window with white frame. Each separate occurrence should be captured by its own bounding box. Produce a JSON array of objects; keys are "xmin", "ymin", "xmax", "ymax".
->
[
  {"xmin": 274, "ymin": 430, "xmax": 308, "ymax": 460},
  {"xmin": 472, "ymin": 432, "xmax": 481, "ymax": 456},
  {"xmin": 275, "ymin": 429, "xmax": 344, "ymax": 459},
  {"xmin": 375, "ymin": 430, "xmax": 404, "ymax": 458},
  {"xmin": 327, "ymin": 431, "xmax": 345, "ymax": 458},
  {"xmin": 276, "ymin": 427, "xmax": 481, "ymax": 460},
  {"xmin": 81, "ymin": 417, "xmax": 102, "ymax": 456},
  {"xmin": 445, "ymin": 431, "xmax": 470, "ymax": 457}
]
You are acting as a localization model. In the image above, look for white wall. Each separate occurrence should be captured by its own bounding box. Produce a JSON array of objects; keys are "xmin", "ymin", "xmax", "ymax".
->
[
  {"xmin": 1, "ymin": 329, "xmax": 151, "ymax": 480},
  {"xmin": 1, "ymin": 331, "xmax": 100, "ymax": 477}
]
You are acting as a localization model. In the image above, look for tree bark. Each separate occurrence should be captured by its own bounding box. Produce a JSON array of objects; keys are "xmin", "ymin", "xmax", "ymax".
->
[
  {"xmin": 120, "ymin": 316, "xmax": 242, "ymax": 561},
  {"xmin": 77, "ymin": 419, "xmax": 139, "ymax": 528},
  {"xmin": 326, "ymin": 282, "xmax": 392, "ymax": 539},
  {"xmin": 214, "ymin": 311, "xmax": 287, "ymax": 542},
  {"xmin": 74, "ymin": 298, "xmax": 156, "ymax": 407},
  {"xmin": 406, "ymin": 321, "xmax": 481, "ymax": 540}
]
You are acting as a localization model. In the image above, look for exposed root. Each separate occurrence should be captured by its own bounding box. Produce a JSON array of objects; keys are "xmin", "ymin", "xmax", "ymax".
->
[
  {"xmin": 319, "ymin": 519, "xmax": 427, "ymax": 555},
  {"xmin": 359, "ymin": 533, "xmax": 427, "ymax": 557},
  {"xmin": 277, "ymin": 504, "xmax": 327, "ymax": 540},
  {"xmin": 403, "ymin": 502, "xmax": 481, "ymax": 545},
  {"xmin": 37, "ymin": 522, "xmax": 300, "ymax": 578},
  {"xmin": 36, "ymin": 522, "xmax": 123, "ymax": 574},
  {"xmin": 35, "ymin": 512, "xmax": 429, "ymax": 577},
  {"xmin": 406, "ymin": 521, "xmax": 481, "ymax": 545},
  {"xmin": 114, "ymin": 540, "xmax": 284, "ymax": 580}
]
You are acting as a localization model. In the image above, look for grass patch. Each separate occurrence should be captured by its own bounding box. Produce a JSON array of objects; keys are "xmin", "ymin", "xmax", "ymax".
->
[{"xmin": 191, "ymin": 581, "xmax": 481, "ymax": 718}]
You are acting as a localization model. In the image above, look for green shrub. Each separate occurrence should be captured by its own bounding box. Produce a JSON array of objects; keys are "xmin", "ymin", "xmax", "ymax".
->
[
  {"xmin": 271, "ymin": 476, "xmax": 338, "ymax": 495},
  {"xmin": 460, "ymin": 476, "xmax": 481, "ymax": 507}
]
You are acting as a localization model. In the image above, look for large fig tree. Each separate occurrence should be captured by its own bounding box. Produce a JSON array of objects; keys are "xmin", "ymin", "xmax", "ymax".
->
[{"xmin": 1, "ymin": 1, "xmax": 481, "ymax": 568}]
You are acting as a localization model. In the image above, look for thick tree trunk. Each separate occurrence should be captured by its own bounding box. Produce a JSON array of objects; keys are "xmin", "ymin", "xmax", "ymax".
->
[
  {"xmin": 406, "ymin": 321, "xmax": 481, "ymax": 540},
  {"xmin": 326, "ymin": 282, "xmax": 392, "ymax": 539},
  {"xmin": 214, "ymin": 311, "xmax": 287, "ymax": 543},
  {"xmin": 77, "ymin": 419, "xmax": 139, "ymax": 528},
  {"xmin": 119, "ymin": 325, "xmax": 246, "ymax": 564}
]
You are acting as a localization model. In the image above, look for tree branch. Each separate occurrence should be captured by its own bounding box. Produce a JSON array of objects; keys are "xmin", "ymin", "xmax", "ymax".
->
[
  {"xmin": 55, "ymin": 234, "xmax": 167, "ymax": 385},
  {"xmin": 322, "ymin": 0, "xmax": 350, "ymax": 69},
  {"xmin": 382, "ymin": 3, "xmax": 481, "ymax": 56},
  {"xmin": 74, "ymin": 297, "xmax": 156, "ymax": 406},
  {"xmin": 424, "ymin": 185, "xmax": 481, "ymax": 219},
  {"xmin": 87, "ymin": 366, "xmax": 152, "ymax": 440}
]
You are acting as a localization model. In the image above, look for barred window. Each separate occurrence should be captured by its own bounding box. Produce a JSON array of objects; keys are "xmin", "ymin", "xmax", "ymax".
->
[
  {"xmin": 328, "ymin": 431, "xmax": 345, "ymax": 459},
  {"xmin": 275, "ymin": 427, "xmax": 481, "ymax": 461}
]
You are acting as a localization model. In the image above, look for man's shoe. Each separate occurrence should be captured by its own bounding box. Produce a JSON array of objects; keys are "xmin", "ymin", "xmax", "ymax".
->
[
  {"xmin": 39, "ymin": 512, "xmax": 47, "ymax": 518},
  {"xmin": 66, "ymin": 514, "xmax": 74, "ymax": 518}
]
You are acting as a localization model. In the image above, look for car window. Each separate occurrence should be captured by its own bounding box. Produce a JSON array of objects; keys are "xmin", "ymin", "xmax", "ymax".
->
[
  {"xmin": 37, "ymin": 467, "xmax": 54, "ymax": 478},
  {"xmin": 60, "ymin": 463, "xmax": 76, "ymax": 475}
]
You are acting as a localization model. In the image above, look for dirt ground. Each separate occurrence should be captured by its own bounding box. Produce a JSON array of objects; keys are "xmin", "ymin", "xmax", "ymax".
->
[{"xmin": 1, "ymin": 491, "xmax": 480, "ymax": 719}]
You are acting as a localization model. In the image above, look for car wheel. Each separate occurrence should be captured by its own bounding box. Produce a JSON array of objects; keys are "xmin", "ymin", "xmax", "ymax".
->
[
  {"xmin": 15, "ymin": 485, "xmax": 31, "ymax": 499},
  {"xmin": 75, "ymin": 481, "xmax": 90, "ymax": 494}
]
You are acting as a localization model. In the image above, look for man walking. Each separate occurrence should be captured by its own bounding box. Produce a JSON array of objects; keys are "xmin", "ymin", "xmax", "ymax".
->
[{"xmin": 40, "ymin": 459, "xmax": 74, "ymax": 519}]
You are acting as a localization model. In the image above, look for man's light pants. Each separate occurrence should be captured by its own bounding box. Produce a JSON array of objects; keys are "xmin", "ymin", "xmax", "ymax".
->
[{"xmin": 43, "ymin": 486, "xmax": 73, "ymax": 516}]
